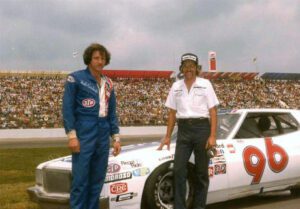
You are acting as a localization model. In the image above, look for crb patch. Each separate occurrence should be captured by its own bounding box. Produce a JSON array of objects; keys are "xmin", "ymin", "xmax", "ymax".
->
[
  {"xmin": 110, "ymin": 183, "xmax": 128, "ymax": 194},
  {"xmin": 67, "ymin": 75, "xmax": 75, "ymax": 83},
  {"xmin": 82, "ymin": 98, "xmax": 96, "ymax": 108}
]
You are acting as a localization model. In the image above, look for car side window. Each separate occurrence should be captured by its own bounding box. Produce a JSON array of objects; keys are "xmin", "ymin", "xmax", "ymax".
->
[
  {"xmin": 217, "ymin": 114, "xmax": 240, "ymax": 139},
  {"xmin": 235, "ymin": 116, "xmax": 262, "ymax": 139},
  {"xmin": 257, "ymin": 116, "xmax": 278, "ymax": 137},
  {"xmin": 234, "ymin": 112, "xmax": 299, "ymax": 139},
  {"xmin": 273, "ymin": 113, "xmax": 299, "ymax": 135}
]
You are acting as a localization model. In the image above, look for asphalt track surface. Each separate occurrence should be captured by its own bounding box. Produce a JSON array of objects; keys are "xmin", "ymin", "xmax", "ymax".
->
[
  {"xmin": 1, "ymin": 136, "xmax": 300, "ymax": 208},
  {"xmin": 207, "ymin": 191, "xmax": 300, "ymax": 209}
]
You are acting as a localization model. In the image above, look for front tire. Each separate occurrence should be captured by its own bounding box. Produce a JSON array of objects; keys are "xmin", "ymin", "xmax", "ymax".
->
[
  {"xmin": 141, "ymin": 161, "xmax": 195, "ymax": 209},
  {"xmin": 291, "ymin": 187, "xmax": 300, "ymax": 196}
]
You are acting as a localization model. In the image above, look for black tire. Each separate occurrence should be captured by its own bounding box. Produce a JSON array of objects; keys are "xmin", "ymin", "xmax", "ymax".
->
[
  {"xmin": 291, "ymin": 187, "xmax": 300, "ymax": 196},
  {"xmin": 141, "ymin": 161, "xmax": 195, "ymax": 209}
]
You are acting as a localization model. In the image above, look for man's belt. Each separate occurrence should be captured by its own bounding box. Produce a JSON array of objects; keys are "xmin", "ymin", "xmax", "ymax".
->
[{"xmin": 177, "ymin": 117, "xmax": 208, "ymax": 125}]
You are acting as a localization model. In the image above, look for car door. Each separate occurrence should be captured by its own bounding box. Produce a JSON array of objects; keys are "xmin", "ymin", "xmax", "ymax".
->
[
  {"xmin": 226, "ymin": 111, "xmax": 300, "ymax": 200},
  {"xmin": 207, "ymin": 113, "xmax": 241, "ymax": 204},
  {"xmin": 206, "ymin": 140, "xmax": 230, "ymax": 204},
  {"xmin": 225, "ymin": 136, "xmax": 265, "ymax": 199},
  {"xmin": 260, "ymin": 112, "xmax": 300, "ymax": 191}
]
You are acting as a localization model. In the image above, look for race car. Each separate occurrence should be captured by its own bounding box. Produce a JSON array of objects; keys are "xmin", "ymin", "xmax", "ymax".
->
[{"xmin": 27, "ymin": 109, "xmax": 300, "ymax": 209}]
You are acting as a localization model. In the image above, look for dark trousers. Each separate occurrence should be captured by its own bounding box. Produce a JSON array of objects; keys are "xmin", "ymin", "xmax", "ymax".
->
[{"xmin": 174, "ymin": 119, "xmax": 210, "ymax": 209}]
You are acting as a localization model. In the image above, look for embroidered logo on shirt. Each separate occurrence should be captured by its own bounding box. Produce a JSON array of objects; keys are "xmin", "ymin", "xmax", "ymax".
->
[
  {"xmin": 67, "ymin": 75, "xmax": 75, "ymax": 83},
  {"xmin": 80, "ymin": 80, "xmax": 98, "ymax": 94},
  {"xmin": 193, "ymin": 86, "xmax": 206, "ymax": 89},
  {"xmin": 174, "ymin": 89, "xmax": 183, "ymax": 97},
  {"xmin": 82, "ymin": 98, "xmax": 96, "ymax": 108}
]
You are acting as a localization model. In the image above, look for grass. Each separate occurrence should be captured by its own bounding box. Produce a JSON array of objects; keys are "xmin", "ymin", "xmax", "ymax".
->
[{"xmin": 0, "ymin": 147, "xmax": 70, "ymax": 209}]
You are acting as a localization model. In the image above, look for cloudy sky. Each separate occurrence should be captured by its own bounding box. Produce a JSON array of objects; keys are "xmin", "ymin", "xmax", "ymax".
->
[{"xmin": 0, "ymin": 0, "xmax": 299, "ymax": 73}]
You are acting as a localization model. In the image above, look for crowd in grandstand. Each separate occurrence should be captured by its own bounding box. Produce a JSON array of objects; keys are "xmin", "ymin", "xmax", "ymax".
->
[
  {"xmin": 214, "ymin": 79, "xmax": 299, "ymax": 109},
  {"xmin": 114, "ymin": 78, "xmax": 171, "ymax": 126},
  {"xmin": 0, "ymin": 73, "xmax": 299, "ymax": 128},
  {"xmin": 0, "ymin": 75, "xmax": 64, "ymax": 129}
]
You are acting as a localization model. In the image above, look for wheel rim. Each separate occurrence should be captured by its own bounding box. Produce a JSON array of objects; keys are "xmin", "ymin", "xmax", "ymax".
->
[{"xmin": 157, "ymin": 171, "xmax": 190, "ymax": 209}]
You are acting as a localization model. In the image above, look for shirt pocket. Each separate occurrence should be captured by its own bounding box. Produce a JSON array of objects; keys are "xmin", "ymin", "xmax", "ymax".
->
[
  {"xmin": 174, "ymin": 90, "xmax": 183, "ymax": 109},
  {"xmin": 192, "ymin": 89, "xmax": 206, "ymax": 107}
]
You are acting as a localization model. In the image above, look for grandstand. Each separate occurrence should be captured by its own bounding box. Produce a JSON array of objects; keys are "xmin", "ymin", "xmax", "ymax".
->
[{"xmin": 0, "ymin": 70, "xmax": 299, "ymax": 129}]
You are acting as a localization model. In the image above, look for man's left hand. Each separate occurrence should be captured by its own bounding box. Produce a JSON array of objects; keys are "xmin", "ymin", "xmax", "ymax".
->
[
  {"xmin": 112, "ymin": 141, "xmax": 121, "ymax": 156},
  {"xmin": 206, "ymin": 136, "xmax": 216, "ymax": 149}
]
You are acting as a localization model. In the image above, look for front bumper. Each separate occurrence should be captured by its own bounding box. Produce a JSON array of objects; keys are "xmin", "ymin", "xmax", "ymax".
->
[{"xmin": 27, "ymin": 186, "xmax": 109, "ymax": 209}]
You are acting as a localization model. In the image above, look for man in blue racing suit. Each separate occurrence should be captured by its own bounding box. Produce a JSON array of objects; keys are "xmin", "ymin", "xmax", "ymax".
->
[{"xmin": 63, "ymin": 43, "xmax": 121, "ymax": 209}]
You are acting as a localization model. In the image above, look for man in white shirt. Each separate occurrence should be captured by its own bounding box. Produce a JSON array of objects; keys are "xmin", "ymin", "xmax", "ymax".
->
[{"xmin": 158, "ymin": 53, "xmax": 219, "ymax": 209}]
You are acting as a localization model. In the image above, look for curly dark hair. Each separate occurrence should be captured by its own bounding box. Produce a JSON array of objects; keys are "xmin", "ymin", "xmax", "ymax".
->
[{"xmin": 83, "ymin": 43, "xmax": 111, "ymax": 66}]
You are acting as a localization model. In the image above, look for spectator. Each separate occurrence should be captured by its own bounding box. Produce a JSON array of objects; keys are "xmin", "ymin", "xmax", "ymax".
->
[{"xmin": 0, "ymin": 73, "xmax": 299, "ymax": 129}]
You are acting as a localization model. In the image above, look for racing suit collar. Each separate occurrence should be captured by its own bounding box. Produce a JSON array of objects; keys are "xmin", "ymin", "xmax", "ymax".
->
[{"xmin": 85, "ymin": 67, "xmax": 102, "ymax": 83}]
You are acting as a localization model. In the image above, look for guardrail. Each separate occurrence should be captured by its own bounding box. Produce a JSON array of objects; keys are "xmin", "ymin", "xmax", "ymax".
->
[{"xmin": 0, "ymin": 127, "xmax": 166, "ymax": 148}]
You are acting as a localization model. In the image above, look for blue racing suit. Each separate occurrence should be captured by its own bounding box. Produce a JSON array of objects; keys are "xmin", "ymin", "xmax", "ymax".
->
[{"xmin": 62, "ymin": 68, "xmax": 119, "ymax": 209}]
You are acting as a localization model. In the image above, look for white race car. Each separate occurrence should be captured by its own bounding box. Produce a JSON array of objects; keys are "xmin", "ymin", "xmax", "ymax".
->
[{"xmin": 28, "ymin": 109, "xmax": 300, "ymax": 209}]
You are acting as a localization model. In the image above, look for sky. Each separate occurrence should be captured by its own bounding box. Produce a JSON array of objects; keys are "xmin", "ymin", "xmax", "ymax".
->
[{"xmin": 0, "ymin": 0, "xmax": 300, "ymax": 73}]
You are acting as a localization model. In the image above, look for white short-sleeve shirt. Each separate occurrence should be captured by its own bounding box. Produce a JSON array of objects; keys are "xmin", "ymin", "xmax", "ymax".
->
[{"xmin": 165, "ymin": 77, "xmax": 219, "ymax": 118}]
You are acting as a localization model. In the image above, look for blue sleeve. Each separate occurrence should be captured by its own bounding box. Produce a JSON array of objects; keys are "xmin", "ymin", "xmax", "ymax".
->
[
  {"xmin": 108, "ymin": 89, "xmax": 120, "ymax": 135},
  {"xmin": 62, "ymin": 75, "xmax": 77, "ymax": 134}
]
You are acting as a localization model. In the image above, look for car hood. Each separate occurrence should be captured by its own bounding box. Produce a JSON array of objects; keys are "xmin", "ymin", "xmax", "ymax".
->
[{"xmin": 110, "ymin": 141, "xmax": 161, "ymax": 156}]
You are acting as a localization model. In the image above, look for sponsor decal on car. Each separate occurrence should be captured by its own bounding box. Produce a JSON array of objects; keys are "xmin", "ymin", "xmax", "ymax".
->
[
  {"xmin": 110, "ymin": 192, "xmax": 138, "ymax": 202},
  {"xmin": 212, "ymin": 156, "xmax": 226, "ymax": 164},
  {"xmin": 208, "ymin": 166, "xmax": 214, "ymax": 177},
  {"xmin": 110, "ymin": 182, "xmax": 128, "ymax": 194},
  {"xmin": 227, "ymin": 144, "xmax": 236, "ymax": 154},
  {"xmin": 107, "ymin": 163, "xmax": 121, "ymax": 174},
  {"xmin": 216, "ymin": 144, "xmax": 225, "ymax": 148},
  {"xmin": 158, "ymin": 154, "xmax": 174, "ymax": 161},
  {"xmin": 132, "ymin": 167, "xmax": 150, "ymax": 177},
  {"xmin": 82, "ymin": 98, "xmax": 95, "ymax": 108},
  {"xmin": 216, "ymin": 148, "xmax": 225, "ymax": 157},
  {"xmin": 120, "ymin": 160, "xmax": 142, "ymax": 168},
  {"xmin": 214, "ymin": 163, "xmax": 226, "ymax": 175},
  {"xmin": 105, "ymin": 172, "xmax": 132, "ymax": 183}
]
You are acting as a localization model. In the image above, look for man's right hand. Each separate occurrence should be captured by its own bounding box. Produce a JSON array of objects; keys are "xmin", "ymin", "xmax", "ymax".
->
[
  {"xmin": 157, "ymin": 136, "xmax": 171, "ymax": 150},
  {"xmin": 68, "ymin": 138, "xmax": 80, "ymax": 153}
]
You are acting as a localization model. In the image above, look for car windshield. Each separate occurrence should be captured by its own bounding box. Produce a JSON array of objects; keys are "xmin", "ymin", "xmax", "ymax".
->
[
  {"xmin": 171, "ymin": 113, "xmax": 240, "ymax": 141},
  {"xmin": 217, "ymin": 114, "xmax": 240, "ymax": 139}
]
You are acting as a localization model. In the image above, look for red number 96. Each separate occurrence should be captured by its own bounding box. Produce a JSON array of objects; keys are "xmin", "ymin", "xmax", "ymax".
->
[{"xmin": 243, "ymin": 138, "xmax": 288, "ymax": 184}]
